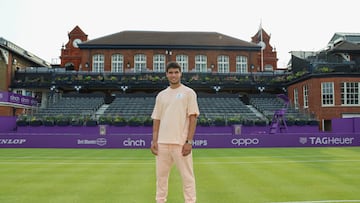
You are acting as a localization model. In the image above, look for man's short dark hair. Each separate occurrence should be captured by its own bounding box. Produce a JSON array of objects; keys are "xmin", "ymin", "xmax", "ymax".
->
[{"xmin": 166, "ymin": 61, "xmax": 181, "ymax": 72}]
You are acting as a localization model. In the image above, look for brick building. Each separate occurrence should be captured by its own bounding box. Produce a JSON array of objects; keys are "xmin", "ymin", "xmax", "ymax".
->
[
  {"xmin": 287, "ymin": 33, "xmax": 360, "ymax": 130},
  {"xmin": 0, "ymin": 37, "xmax": 50, "ymax": 116},
  {"xmin": 60, "ymin": 26, "xmax": 278, "ymax": 74}
]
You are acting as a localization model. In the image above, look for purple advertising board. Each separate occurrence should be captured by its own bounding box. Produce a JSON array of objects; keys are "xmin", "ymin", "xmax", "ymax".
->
[
  {"xmin": 1, "ymin": 127, "xmax": 359, "ymax": 148},
  {"xmin": 0, "ymin": 91, "xmax": 38, "ymax": 106}
]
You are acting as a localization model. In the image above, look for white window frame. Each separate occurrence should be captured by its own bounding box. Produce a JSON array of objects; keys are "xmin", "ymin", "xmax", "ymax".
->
[
  {"xmin": 153, "ymin": 54, "xmax": 166, "ymax": 72},
  {"xmin": 217, "ymin": 55, "xmax": 229, "ymax": 73},
  {"xmin": 195, "ymin": 55, "xmax": 207, "ymax": 72},
  {"xmin": 176, "ymin": 54, "xmax": 188, "ymax": 72},
  {"xmin": 236, "ymin": 56, "xmax": 248, "ymax": 73},
  {"xmin": 92, "ymin": 54, "xmax": 104, "ymax": 72},
  {"xmin": 294, "ymin": 88, "xmax": 299, "ymax": 109},
  {"xmin": 341, "ymin": 82, "xmax": 360, "ymax": 106},
  {"xmin": 321, "ymin": 82, "xmax": 334, "ymax": 106},
  {"xmin": 134, "ymin": 54, "xmax": 146, "ymax": 73},
  {"xmin": 303, "ymin": 85, "xmax": 309, "ymax": 108},
  {"xmin": 111, "ymin": 54, "xmax": 123, "ymax": 73}
]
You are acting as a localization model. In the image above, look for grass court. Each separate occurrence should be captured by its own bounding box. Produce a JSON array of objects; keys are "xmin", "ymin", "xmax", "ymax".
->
[{"xmin": 0, "ymin": 147, "xmax": 359, "ymax": 203}]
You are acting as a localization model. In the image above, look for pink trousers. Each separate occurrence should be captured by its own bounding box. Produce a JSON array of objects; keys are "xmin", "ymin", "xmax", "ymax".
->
[{"xmin": 155, "ymin": 144, "xmax": 196, "ymax": 203}]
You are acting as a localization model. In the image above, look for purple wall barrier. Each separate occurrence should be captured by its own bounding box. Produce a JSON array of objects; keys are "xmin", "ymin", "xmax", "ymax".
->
[
  {"xmin": 354, "ymin": 118, "xmax": 360, "ymax": 133},
  {"xmin": 332, "ymin": 118, "xmax": 354, "ymax": 133},
  {"xmin": 1, "ymin": 125, "xmax": 359, "ymax": 148},
  {"xmin": 0, "ymin": 116, "xmax": 17, "ymax": 132}
]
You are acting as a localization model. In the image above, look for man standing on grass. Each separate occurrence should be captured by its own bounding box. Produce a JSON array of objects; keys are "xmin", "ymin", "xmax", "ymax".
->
[{"xmin": 151, "ymin": 61, "xmax": 200, "ymax": 203}]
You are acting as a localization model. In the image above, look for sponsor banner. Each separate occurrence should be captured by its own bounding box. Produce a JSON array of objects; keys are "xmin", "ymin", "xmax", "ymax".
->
[
  {"xmin": 0, "ymin": 133, "xmax": 359, "ymax": 148},
  {"xmin": 0, "ymin": 91, "xmax": 38, "ymax": 106}
]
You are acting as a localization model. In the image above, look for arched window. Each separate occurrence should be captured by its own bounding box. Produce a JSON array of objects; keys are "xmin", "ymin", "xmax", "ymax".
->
[
  {"xmin": 111, "ymin": 54, "xmax": 123, "ymax": 73},
  {"xmin": 195, "ymin": 55, "xmax": 207, "ymax": 72},
  {"xmin": 217, "ymin": 55, "xmax": 229, "ymax": 73},
  {"xmin": 236, "ymin": 56, "xmax": 248, "ymax": 73},
  {"xmin": 176, "ymin": 55, "xmax": 188, "ymax": 72},
  {"xmin": 153, "ymin": 54, "xmax": 166, "ymax": 72},
  {"xmin": 134, "ymin": 54, "xmax": 146, "ymax": 73},
  {"xmin": 92, "ymin": 54, "xmax": 104, "ymax": 72}
]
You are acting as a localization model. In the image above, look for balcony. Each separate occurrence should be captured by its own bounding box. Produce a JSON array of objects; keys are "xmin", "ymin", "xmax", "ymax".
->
[{"xmin": 11, "ymin": 67, "xmax": 290, "ymax": 92}]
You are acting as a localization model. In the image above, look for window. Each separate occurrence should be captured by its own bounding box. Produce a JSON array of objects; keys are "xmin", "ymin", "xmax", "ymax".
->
[
  {"xmin": 264, "ymin": 64, "xmax": 273, "ymax": 72},
  {"xmin": 16, "ymin": 90, "xmax": 22, "ymax": 95},
  {"xmin": 195, "ymin": 55, "xmax": 207, "ymax": 72},
  {"xmin": 111, "ymin": 54, "xmax": 123, "ymax": 73},
  {"xmin": 236, "ymin": 56, "xmax": 248, "ymax": 73},
  {"xmin": 321, "ymin": 82, "xmax": 334, "ymax": 106},
  {"xmin": 176, "ymin": 55, "xmax": 188, "ymax": 72},
  {"xmin": 25, "ymin": 90, "xmax": 32, "ymax": 97},
  {"xmin": 303, "ymin": 85, "xmax": 308, "ymax": 108},
  {"xmin": 153, "ymin": 54, "xmax": 166, "ymax": 72},
  {"xmin": 341, "ymin": 82, "xmax": 359, "ymax": 105},
  {"xmin": 217, "ymin": 55, "xmax": 229, "ymax": 73},
  {"xmin": 134, "ymin": 54, "xmax": 146, "ymax": 73},
  {"xmin": 294, "ymin": 88, "xmax": 299, "ymax": 109},
  {"xmin": 92, "ymin": 54, "xmax": 104, "ymax": 72}
]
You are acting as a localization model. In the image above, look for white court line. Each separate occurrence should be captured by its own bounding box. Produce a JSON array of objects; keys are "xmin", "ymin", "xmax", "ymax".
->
[
  {"xmin": 0, "ymin": 161, "xmax": 153, "ymax": 165},
  {"xmin": 269, "ymin": 200, "xmax": 360, "ymax": 203}
]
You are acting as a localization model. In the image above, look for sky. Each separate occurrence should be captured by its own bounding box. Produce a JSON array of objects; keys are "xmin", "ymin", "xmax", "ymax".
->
[{"xmin": 2, "ymin": 0, "xmax": 360, "ymax": 68}]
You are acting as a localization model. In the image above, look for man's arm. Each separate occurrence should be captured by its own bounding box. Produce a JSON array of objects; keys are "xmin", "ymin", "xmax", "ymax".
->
[
  {"xmin": 182, "ymin": 114, "xmax": 197, "ymax": 156},
  {"xmin": 186, "ymin": 114, "xmax": 197, "ymax": 141},
  {"xmin": 150, "ymin": 119, "xmax": 160, "ymax": 155}
]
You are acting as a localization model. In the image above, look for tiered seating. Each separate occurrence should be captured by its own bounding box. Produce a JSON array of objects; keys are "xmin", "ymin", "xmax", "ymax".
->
[
  {"xmin": 248, "ymin": 93, "xmax": 307, "ymax": 119},
  {"xmin": 104, "ymin": 93, "xmax": 258, "ymax": 120},
  {"xmin": 35, "ymin": 96, "xmax": 104, "ymax": 117},
  {"xmin": 198, "ymin": 95, "xmax": 258, "ymax": 119},
  {"xmin": 104, "ymin": 96, "xmax": 155, "ymax": 118}
]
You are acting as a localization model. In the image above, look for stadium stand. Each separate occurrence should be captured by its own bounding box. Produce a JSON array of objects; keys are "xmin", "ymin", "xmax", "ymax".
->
[
  {"xmin": 197, "ymin": 94, "xmax": 258, "ymax": 119},
  {"xmin": 247, "ymin": 93, "xmax": 309, "ymax": 120},
  {"xmin": 28, "ymin": 91, "xmax": 313, "ymax": 127},
  {"xmin": 34, "ymin": 94, "xmax": 104, "ymax": 118},
  {"xmin": 103, "ymin": 94, "xmax": 155, "ymax": 118}
]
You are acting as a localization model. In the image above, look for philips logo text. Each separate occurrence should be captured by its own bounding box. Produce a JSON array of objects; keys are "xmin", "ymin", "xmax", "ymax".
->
[{"xmin": 193, "ymin": 140, "xmax": 207, "ymax": 146}]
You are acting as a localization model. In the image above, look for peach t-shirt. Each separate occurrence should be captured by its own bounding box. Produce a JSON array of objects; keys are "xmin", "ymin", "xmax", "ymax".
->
[{"xmin": 151, "ymin": 84, "xmax": 200, "ymax": 145}]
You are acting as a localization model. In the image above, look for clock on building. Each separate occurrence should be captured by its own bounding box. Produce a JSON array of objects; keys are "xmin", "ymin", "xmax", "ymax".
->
[
  {"xmin": 72, "ymin": 38, "xmax": 82, "ymax": 48},
  {"xmin": 258, "ymin": 41, "xmax": 266, "ymax": 50}
]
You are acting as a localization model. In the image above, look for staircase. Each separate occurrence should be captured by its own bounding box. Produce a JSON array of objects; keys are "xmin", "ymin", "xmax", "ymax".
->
[{"xmin": 95, "ymin": 104, "xmax": 110, "ymax": 119}]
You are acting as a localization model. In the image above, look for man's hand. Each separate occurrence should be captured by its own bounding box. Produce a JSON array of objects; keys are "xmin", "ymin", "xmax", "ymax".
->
[
  {"xmin": 150, "ymin": 142, "xmax": 158, "ymax": 155},
  {"xmin": 182, "ymin": 143, "xmax": 192, "ymax": 156}
]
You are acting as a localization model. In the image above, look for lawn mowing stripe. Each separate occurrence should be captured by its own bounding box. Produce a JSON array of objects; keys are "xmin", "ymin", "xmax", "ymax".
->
[{"xmin": 0, "ymin": 159, "xmax": 359, "ymax": 165}]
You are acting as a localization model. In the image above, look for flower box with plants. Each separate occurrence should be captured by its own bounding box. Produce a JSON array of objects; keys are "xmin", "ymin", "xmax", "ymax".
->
[
  {"xmin": 85, "ymin": 116, "xmax": 98, "ymax": 126},
  {"xmin": 55, "ymin": 115, "xmax": 70, "ymax": 126},
  {"xmin": 197, "ymin": 116, "xmax": 212, "ymax": 126},
  {"xmin": 213, "ymin": 117, "xmax": 226, "ymax": 126},
  {"xmin": 29, "ymin": 116, "xmax": 43, "ymax": 126},
  {"xmin": 254, "ymin": 119, "xmax": 267, "ymax": 126},
  {"xmin": 16, "ymin": 115, "xmax": 29, "ymax": 126},
  {"xmin": 242, "ymin": 119, "xmax": 255, "ymax": 126},
  {"xmin": 127, "ymin": 117, "xmax": 143, "ymax": 126},
  {"xmin": 227, "ymin": 117, "xmax": 242, "ymax": 126},
  {"xmin": 70, "ymin": 116, "xmax": 84, "ymax": 126},
  {"xmin": 43, "ymin": 116, "xmax": 55, "ymax": 126},
  {"xmin": 112, "ymin": 116, "xmax": 127, "ymax": 126},
  {"xmin": 98, "ymin": 116, "xmax": 113, "ymax": 125},
  {"xmin": 143, "ymin": 117, "xmax": 153, "ymax": 126}
]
